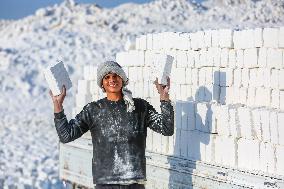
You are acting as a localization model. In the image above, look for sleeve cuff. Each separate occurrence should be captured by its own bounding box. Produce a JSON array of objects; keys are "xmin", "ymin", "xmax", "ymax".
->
[{"xmin": 54, "ymin": 110, "xmax": 65, "ymax": 119}]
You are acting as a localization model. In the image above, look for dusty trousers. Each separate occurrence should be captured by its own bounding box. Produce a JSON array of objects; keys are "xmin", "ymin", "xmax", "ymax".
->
[{"xmin": 95, "ymin": 184, "xmax": 145, "ymax": 189}]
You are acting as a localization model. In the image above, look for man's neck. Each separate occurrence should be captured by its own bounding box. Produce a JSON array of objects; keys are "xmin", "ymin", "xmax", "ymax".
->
[{"xmin": 106, "ymin": 92, "xmax": 123, "ymax": 101}]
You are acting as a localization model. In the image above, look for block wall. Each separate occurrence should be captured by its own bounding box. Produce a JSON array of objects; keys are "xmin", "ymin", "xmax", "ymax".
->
[{"xmin": 74, "ymin": 27, "xmax": 284, "ymax": 188}]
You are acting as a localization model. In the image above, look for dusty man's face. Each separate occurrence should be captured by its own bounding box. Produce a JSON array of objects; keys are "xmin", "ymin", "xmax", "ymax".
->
[{"xmin": 102, "ymin": 73, "xmax": 123, "ymax": 94}]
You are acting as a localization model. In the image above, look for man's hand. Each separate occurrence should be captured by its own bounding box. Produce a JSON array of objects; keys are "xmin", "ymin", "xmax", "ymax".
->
[
  {"xmin": 49, "ymin": 85, "xmax": 66, "ymax": 113},
  {"xmin": 154, "ymin": 77, "xmax": 170, "ymax": 101}
]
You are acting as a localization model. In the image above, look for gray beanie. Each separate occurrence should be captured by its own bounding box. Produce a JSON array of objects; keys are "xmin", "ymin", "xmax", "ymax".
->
[
  {"xmin": 97, "ymin": 61, "xmax": 135, "ymax": 112},
  {"xmin": 97, "ymin": 61, "xmax": 128, "ymax": 88}
]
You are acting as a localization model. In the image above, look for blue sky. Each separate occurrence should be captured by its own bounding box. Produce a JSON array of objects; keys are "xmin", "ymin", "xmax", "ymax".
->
[{"xmin": 0, "ymin": 0, "xmax": 153, "ymax": 20}]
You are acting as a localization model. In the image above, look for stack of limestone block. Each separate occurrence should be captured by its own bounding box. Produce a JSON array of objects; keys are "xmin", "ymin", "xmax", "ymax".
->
[{"xmin": 75, "ymin": 27, "xmax": 284, "ymax": 177}]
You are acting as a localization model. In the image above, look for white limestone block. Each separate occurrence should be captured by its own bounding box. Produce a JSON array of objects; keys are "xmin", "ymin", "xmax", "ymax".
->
[
  {"xmin": 189, "ymin": 32, "xmax": 198, "ymax": 50},
  {"xmin": 135, "ymin": 36, "xmax": 140, "ymax": 50},
  {"xmin": 152, "ymin": 33, "xmax": 160, "ymax": 50},
  {"xmin": 256, "ymin": 68, "xmax": 266, "ymax": 87},
  {"xmin": 263, "ymin": 28, "xmax": 279, "ymax": 48},
  {"xmin": 167, "ymin": 133, "xmax": 175, "ymax": 156},
  {"xmin": 139, "ymin": 35, "xmax": 147, "ymax": 50},
  {"xmin": 199, "ymin": 49, "xmax": 208, "ymax": 68},
  {"xmin": 177, "ymin": 32, "xmax": 190, "ymax": 50},
  {"xmin": 228, "ymin": 49, "xmax": 237, "ymax": 68},
  {"xmin": 258, "ymin": 48, "xmax": 267, "ymax": 68},
  {"xmin": 270, "ymin": 69, "xmax": 279, "ymax": 89},
  {"xmin": 146, "ymin": 33, "xmax": 153, "ymax": 50},
  {"xmin": 198, "ymin": 67, "xmax": 206, "ymax": 85},
  {"xmin": 220, "ymin": 48, "xmax": 229, "ymax": 67},
  {"xmin": 233, "ymin": 68, "xmax": 242, "ymax": 87},
  {"xmin": 211, "ymin": 30, "xmax": 219, "ymax": 47},
  {"xmin": 191, "ymin": 68, "xmax": 199, "ymax": 85},
  {"xmin": 204, "ymin": 30, "xmax": 212, "ymax": 47},
  {"xmin": 247, "ymin": 87, "xmax": 256, "ymax": 107},
  {"xmin": 190, "ymin": 31, "xmax": 205, "ymax": 50},
  {"xmin": 241, "ymin": 68, "xmax": 249, "ymax": 87},
  {"xmin": 238, "ymin": 107, "xmax": 252, "ymax": 139},
  {"xmin": 205, "ymin": 67, "xmax": 213, "ymax": 85},
  {"xmin": 184, "ymin": 101, "xmax": 196, "ymax": 131},
  {"xmin": 271, "ymin": 89, "xmax": 280, "ymax": 109},
  {"xmin": 260, "ymin": 68, "xmax": 270, "ymax": 88},
  {"xmin": 185, "ymin": 68, "xmax": 192, "ymax": 85},
  {"xmin": 152, "ymin": 53, "xmax": 174, "ymax": 85},
  {"xmin": 237, "ymin": 138, "xmax": 260, "ymax": 171},
  {"xmin": 232, "ymin": 87, "xmax": 241, "ymax": 104},
  {"xmin": 77, "ymin": 80, "xmax": 91, "ymax": 95},
  {"xmin": 187, "ymin": 50, "xmax": 195, "ymax": 68},
  {"xmin": 146, "ymin": 128, "xmax": 153, "ymax": 151},
  {"xmin": 215, "ymin": 105, "xmax": 230, "ymax": 136},
  {"xmin": 233, "ymin": 30, "xmax": 243, "ymax": 49},
  {"xmin": 244, "ymin": 48, "xmax": 258, "ymax": 68},
  {"xmin": 226, "ymin": 86, "xmax": 235, "ymax": 104},
  {"xmin": 76, "ymin": 93, "xmax": 92, "ymax": 109},
  {"xmin": 279, "ymin": 69, "xmax": 284, "ymax": 90},
  {"xmin": 260, "ymin": 109, "xmax": 271, "ymax": 142},
  {"xmin": 242, "ymin": 29, "xmax": 255, "ymax": 48},
  {"xmin": 275, "ymin": 145, "xmax": 284, "ymax": 176},
  {"xmin": 255, "ymin": 87, "xmax": 270, "ymax": 107},
  {"xmin": 249, "ymin": 68, "xmax": 258, "ymax": 87},
  {"xmin": 278, "ymin": 112, "xmax": 284, "ymax": 146},
  {"xmin": 176, "ymin": 51, "xmax": 188, "ymax": 68},
  {"xmin": 251, "ymin": 108, "xmax": 262, "ymax": 140},
  {"xmin": 236, "ymin": 50, "xmax": 244, "ymax": 68},
  {"xmin": 229, "ymin": 107, "xmax": 241, "ymax": 138},
  {"xmin": 239, "ymin": 87, "xmax": 248, "ymax": 105},
  {"xmin": 145, "ymin": 50, "xmax": 156, "ymax": 68},
  {"xmin": 280, "ymin": 91, "xmax": 284, "ymax": 110},
  {"xmin": 254, "ymin": 28, "xmax": 263, "ymax": 47},
  {"xmin": 270, "ymin": 111, "xmax": 279, "ymax": 144},
  {"xmin": 208, "ymin": 47, "xmax": 221, "ymax": 67},
  {"xmin": 219, "ymin": 29, "xmax": 233, "ymax": 48},
  {"xmin": 259, "ymin": 142, "xmax": 275, "ymax": 174},
  {"xmin": 215, "ymin": 136, "xmax": 236, "ymax": 167},
  {"xmin": 152, "ymin": 131, "xmax": 162, "ymax": 153},
  {"xmin": 137, "ymin": 67, "xmax": 144, "ymax": 82},
  {"xmin": 43, "ymin": 61, "xmax": 72, "ymax": 96},
  {"xmin": 116, "ymin": 52, "xmax": 126, "ymax": 66},
  {"xmin": 161, "ymin": 134, "xmax": 169, "ymax": 154},
  {"xmin": 267, "ymin": 48, "xmax": 282, "ymax": 69},
  {"xmin": 279, "ymin": 27, "xmax": 284, "ymax": 48}
]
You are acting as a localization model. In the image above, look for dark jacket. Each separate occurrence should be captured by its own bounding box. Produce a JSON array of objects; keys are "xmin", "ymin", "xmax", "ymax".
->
[{"xmin": 54, "ymin": 97, "xmax": 174, "ymax": 184}]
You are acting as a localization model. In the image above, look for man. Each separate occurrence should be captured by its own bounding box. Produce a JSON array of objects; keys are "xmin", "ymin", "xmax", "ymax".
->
[{"xmin": 49, "ymin": 61, "xmax": 174, "ymax": 189}]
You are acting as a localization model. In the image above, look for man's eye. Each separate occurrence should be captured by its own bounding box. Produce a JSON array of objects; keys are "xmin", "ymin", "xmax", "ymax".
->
[{"xmin": 104, "ymin": 75, "xmax": 110, "ymax": 79}]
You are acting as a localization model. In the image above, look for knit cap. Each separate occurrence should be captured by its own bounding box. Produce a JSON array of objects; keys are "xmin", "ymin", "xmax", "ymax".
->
[
  {"xmin": 97, "ymin": 61, "xmax": 134, "ymax": 112},
  {"xmin": 97, "ymin": 61, "xmax": 128, "ymax": 87}
]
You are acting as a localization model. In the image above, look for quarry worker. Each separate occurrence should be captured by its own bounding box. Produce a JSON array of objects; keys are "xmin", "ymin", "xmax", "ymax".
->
[{"xmin": 49, "ymin": 61, "xmax": 174, "ymax": 189}]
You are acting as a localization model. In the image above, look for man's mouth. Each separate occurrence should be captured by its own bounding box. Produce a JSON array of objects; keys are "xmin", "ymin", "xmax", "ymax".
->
[{"xmin": 108, "ymin": 83, "xmax": 117, "ymax": 87}]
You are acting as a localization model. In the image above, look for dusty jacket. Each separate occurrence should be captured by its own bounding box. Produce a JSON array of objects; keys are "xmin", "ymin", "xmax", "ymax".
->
[{"xmin": 54, "ymin": 97, "xmax": 174, "ymax": 184}]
